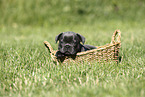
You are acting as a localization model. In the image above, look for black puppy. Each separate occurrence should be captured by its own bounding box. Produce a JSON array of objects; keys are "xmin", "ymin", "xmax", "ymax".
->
[{"xmin": 55, "ymin": 31, "xmax": 97, "ymax": 58}]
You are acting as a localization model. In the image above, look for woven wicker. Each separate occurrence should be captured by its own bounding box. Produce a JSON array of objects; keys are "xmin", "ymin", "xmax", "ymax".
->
[{"xmin": 44, "ymin": 30, "xmax": 121, "ymax": 65}]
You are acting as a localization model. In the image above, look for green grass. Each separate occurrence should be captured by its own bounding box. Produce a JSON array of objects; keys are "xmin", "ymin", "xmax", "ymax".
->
[
  {"xmin": 1, "ymin": 22, "xmax": 145, "ymax": 97},
  {"xmin": 0, "ymin": 0, "xmax": 145, "ymax": 97},
  {"xmin": 1, "ymin": 0, "xmax": 145, "ymax": 26}
]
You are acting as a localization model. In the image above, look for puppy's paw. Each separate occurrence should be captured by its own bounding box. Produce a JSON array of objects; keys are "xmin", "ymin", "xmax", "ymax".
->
[{"xmin": 55, "ymin": 51, "xmax": 65, "ymax": 58}]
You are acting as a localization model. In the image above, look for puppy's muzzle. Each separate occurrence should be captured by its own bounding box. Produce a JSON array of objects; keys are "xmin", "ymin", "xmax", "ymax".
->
[
  {"xmin": 64, "ymin": 44, "xmax": 71, "ymax": 51},
  {"xmin": 65, "ymin": 44, "xmax": 71, "ymax": 49},
  {"xmin": 63, "ymin": 44, "xmax": 73, "ymax": 55}
]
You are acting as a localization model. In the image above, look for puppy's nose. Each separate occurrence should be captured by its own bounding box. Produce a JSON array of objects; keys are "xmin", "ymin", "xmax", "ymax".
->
[{"xmin": 65, "ymin": 45, "xmax": 70, "ymax": 48}]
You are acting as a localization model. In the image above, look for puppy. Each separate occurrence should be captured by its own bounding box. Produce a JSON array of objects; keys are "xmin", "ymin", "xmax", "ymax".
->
[{"xmin": 55, "ymin": 31, "xmax": 97, "ymax": 58}]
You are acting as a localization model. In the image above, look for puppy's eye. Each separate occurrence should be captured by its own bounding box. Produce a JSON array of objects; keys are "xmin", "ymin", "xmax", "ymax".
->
[
  {"xmin": 74, "ymin": 40, "xmax": 77, "ymax": 43},
  {"xmin": 60, "ymin": 40, "xmax": 63, "ymax": 43}
]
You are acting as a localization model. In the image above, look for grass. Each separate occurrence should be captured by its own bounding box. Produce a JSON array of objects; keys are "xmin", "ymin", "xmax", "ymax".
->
[
  {"xmin": 1, "ymin": 22, "xmax": 145, "ymax": 97},
  {"xmin": 0, "ymin": 0, "xmax": 145, "ymax": 97},
  {"xmin": 1, "ymin": 0, "xmax": 145, "ymax": 26}
]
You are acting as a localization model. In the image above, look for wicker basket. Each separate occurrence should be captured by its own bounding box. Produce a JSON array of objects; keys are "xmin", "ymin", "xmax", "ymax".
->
[{"xmin": 44, "ymin": 30, "xmax": 121, "ymax": 65}]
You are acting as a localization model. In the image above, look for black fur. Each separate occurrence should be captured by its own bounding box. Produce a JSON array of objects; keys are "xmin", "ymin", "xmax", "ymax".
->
[{"xmin": 55, "ymin": 31, "xmax": 97, "ymax": 58}]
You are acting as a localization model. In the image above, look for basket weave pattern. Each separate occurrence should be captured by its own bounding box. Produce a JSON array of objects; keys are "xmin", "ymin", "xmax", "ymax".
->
[{"xmin": 44, "ymin": 30, "xmax": 121, "ymax": 64}]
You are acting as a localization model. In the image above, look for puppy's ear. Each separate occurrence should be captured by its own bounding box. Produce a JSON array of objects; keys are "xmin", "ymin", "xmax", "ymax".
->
[
  {"xmin": 55, "ymin": 33, "xmax": 63, "ymax": 43},
  {"xmin": 76, "ymin": 33, "xmax": 85, "ymax": 44}
]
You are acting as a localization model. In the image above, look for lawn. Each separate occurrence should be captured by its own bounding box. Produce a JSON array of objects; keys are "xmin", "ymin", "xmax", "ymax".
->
[{"xmin": 0, "ymin": 0, "xmax": 145, "ymax": 97}]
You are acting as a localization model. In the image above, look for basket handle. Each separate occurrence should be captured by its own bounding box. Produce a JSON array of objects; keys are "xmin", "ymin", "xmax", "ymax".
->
[
  {"xmin": 44, "ymin": 41, "xmax": 59, "ymax": 65},
  {"xmin": 44, "ymin": 41, "xmax": 54, "ymax": 54},
  {"xmin": 111, "ymin": 30, "xmax": 121, "ymax": 44}
]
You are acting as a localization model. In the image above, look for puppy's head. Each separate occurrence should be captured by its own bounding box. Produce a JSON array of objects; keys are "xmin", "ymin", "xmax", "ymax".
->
[{"xmin": 55, "ymin": 31, "xmax": 85, "ymax": 55}]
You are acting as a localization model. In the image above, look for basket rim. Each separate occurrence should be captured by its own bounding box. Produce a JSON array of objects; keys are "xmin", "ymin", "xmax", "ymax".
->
[{"xmin": 76, "ymin": 42, "xmax": 121, "ymax": 56}]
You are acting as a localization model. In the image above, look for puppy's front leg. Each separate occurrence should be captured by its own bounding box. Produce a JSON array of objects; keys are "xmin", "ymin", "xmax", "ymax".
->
[{"xmin": 55, "ymin": 51, "xmax": 65, "ymax": 58}]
